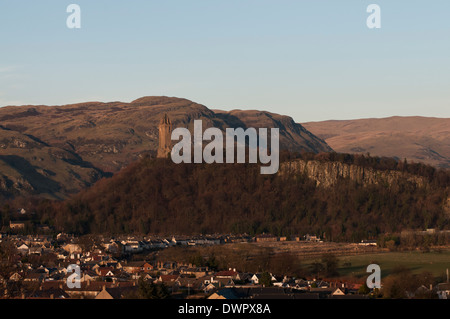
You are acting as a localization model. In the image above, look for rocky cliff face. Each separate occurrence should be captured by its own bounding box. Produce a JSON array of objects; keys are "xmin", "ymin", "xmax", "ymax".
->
[{"xmin": 280, "ymin": 159, "xmax": 426, "ymax": 188}]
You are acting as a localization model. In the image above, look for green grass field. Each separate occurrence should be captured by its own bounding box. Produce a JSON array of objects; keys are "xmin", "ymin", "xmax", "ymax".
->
[{"xmin": 323, "ymin": 250, "xmax": 450, "ymax": 279}]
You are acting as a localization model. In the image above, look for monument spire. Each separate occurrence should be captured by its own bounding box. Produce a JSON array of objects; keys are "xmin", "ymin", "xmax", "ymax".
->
[{"xmin": 157, "ymin": 113, "xmax": 172, "ymax": 158}]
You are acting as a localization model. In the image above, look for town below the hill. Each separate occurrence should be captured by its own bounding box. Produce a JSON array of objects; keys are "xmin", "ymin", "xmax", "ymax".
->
[{"xmin": 1, "ymin": 232, "xmax": 449, "ymax": 299}]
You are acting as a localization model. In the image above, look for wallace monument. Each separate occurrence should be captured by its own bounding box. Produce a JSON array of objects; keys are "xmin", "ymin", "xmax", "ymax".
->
[{"xmin": 157, "ymin": 114, "xmax": 173, "ymax": 158}]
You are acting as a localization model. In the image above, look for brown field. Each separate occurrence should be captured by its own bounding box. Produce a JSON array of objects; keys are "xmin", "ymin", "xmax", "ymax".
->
[
  {"xmin": 155, "ymin": 240, "xmax": 450, "ymax": 280},
  {"xmin": 232, "ymin": 241, "xmax": 450, "ymax": 279},
  {"xmin": 248, "ymin": 240, "xmax": 381, "ymax": 259}
]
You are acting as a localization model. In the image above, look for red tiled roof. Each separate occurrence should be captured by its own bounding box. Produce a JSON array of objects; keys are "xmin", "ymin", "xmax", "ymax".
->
[
  {"xmin": 98, "ymin": 267, "xmax": 114, "ymax": 276},
  {"xmin": 215, "ymin": 271, "xmax": 238, "ymax": 277},
  {"xmin": 159, "ymin": 275, "xmax": 178, "ymax": 282}
]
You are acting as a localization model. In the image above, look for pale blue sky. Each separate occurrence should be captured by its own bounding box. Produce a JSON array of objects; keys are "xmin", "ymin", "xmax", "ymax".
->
[{"xmin": 1, "ymin": 0, "xmax": 449, "ymax": 122}]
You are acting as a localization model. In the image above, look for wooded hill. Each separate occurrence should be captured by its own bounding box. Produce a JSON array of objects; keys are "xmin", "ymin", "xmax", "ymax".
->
[{"xmin": 18, "ymin": 152, "xmax": 449, "ymax": 241}]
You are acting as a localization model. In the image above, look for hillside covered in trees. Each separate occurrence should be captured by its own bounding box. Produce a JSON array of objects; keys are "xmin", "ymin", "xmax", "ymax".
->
[{"xmin": 17, "ymin": 152, "xmax": 448, "ymax": 242}]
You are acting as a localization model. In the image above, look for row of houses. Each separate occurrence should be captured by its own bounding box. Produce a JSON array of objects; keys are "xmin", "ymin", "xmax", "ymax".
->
[
  {"xmin": 1, "ymin": 233, "xmax": 233, "ymax": 258},
  {"xmin": 0, "ymin": 261, "xmax": 366, "ymax": 299},
  {"xmin": 4, "ymin": 232, "xmax": 353, "ymax": 252}
]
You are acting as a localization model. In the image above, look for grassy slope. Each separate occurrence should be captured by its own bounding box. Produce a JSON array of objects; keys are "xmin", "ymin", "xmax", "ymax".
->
[{"xmin": 311, "ymin": 250, "xmax": 450, "ymax": 278}]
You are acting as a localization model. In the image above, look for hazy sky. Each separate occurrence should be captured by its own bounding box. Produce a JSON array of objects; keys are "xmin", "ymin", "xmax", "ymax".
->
[{"xmin": 1, "ymin": 0, "xmax": 449, "ymax": 122}]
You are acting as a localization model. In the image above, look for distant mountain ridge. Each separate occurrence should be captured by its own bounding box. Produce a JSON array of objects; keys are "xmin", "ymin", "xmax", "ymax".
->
[
  {"xmin": 302, "ymin": 116, "xmax": 450, "ymax": 169},
  {"xmin": 0, "ymin": 96, "xmax": 331, "ymax": 199}
]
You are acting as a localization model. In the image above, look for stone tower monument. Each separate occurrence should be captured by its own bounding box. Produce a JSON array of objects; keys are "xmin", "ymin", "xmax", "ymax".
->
[{"xmin": 157, "ymin": 114, "xmax": 172, "ymax": 158}]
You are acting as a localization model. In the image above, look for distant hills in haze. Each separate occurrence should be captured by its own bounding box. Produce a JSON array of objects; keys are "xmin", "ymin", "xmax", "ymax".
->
[{"xmin": 303, "ymin": 116, "xmax": 450, "ymax": 169}]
